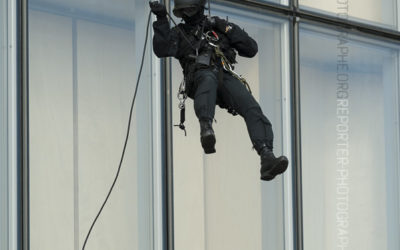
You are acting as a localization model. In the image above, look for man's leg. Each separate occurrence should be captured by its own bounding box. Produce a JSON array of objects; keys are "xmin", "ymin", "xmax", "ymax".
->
[
  {"xmin": 193, "ymin": 68, "xmax": 218, "ymax": 154},
  {"xmin": 217, "ymin": 72, "xmax": 288, "ymax": 180},
  {"xmin": 217, "ymin": 72, "xmax": 273, "ymax": 152}
]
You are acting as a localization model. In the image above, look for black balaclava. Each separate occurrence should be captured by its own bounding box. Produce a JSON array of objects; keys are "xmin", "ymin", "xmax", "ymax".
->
[{"xmin": 182, "ymin": 7, "xmax": 205, "ymax": 26}]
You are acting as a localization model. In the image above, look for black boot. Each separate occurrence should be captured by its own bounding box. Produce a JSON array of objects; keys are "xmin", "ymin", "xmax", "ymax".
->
[
  {"xmin": 260, "ymin": 147, "xmax": 288, "ymax": 181},
  {"xmin": 200, "ymin": 120, "xmax": 216, "ymax": 154}
]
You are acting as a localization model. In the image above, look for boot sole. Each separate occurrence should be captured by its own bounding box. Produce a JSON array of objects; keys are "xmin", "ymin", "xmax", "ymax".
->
[
  {"xmin": 201, "ymin": 134, "xmax": 216, "ymax": 154},
  {"xmin": 261, "ymin": 157, "xmax": 289, "ymax": 181}
]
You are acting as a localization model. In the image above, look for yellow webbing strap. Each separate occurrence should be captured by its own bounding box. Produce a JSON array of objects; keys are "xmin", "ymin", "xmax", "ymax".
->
[{"xmin": 213, "ymin": 46, "xmax": 252, "ymax": 94}]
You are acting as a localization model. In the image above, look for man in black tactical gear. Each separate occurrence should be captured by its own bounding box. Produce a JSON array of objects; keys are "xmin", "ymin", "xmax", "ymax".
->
[{"xmin": 149, "ymin": 0, "xmax": 288, "ymax": 181}]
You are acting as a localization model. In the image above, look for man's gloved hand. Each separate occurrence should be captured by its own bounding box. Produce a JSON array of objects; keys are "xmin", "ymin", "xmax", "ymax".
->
[
  {"xmin": 149, "ymin": 1, "xmax": 167, "ymax": 18},
  {"xmin": 209, "ymin": 16, "xmax": 232, "ymax": 33}
]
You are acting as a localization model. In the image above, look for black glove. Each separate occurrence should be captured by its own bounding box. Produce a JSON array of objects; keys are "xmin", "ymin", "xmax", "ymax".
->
[
  {"xmin": 209, "ymin": 16, "xmax": 232, "ymax": 33},
  {"xmin": 149, "ymin": 1, "xmax": 167, "ymax": 18}
]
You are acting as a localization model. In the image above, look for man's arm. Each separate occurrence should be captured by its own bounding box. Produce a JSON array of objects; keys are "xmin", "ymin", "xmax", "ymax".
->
[
  {"xmin": 212, "ymin": 17, "xmax": 258, "ymax": 58},
  {"xmin": 149, "ymin": 2, "xmax": 179, "ymax": 58},
  {"xmin": 152, "ymin": 17, "xmax": 179, "ymax": 58}
]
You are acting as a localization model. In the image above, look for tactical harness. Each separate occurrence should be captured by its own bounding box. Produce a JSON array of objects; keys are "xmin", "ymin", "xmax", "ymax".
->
[{"xmin": 174, "ymin": 21, "xmax": 252, "ymax": 135}]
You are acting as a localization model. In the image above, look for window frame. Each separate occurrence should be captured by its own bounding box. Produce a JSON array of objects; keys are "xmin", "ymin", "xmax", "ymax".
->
[{"xmin": 15, "ymin": 0, "xmax": 400, "ymax": 250}]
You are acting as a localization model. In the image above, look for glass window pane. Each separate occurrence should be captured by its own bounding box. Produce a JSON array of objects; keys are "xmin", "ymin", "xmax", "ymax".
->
[
  {"xmin": 299, "ymin": 0, "xmax": 397, "ymax": 29},
  {"xmin": 259, "ymin": 0, "xmax": 288, "ymax": 5},
  {"xmin": 300, "ymin": 24, "xmax": 400, "ymax": 250},
  {"xmin": 1, "ymin": 0, "xmax": 9, "ymax": 248},
  {"xmin": 172, "ymin": 3, "xmax": 292, "ymax": 250},
  {"xmin": 28, "ymin": 1, "xmax": 157, "ymax": 249}
]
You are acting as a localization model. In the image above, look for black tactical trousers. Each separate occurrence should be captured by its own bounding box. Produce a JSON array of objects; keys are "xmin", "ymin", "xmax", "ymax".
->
[{"xmin": 191, "ymin": 67, "xmax": 274, "ymax": 153}]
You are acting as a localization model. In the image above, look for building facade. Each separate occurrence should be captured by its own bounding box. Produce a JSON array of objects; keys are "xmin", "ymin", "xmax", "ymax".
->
[{"xmin": 1, "ymin": 0, "xmax": 400, "ymax": 250}]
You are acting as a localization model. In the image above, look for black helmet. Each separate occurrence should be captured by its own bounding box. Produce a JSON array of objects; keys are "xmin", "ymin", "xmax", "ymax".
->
[{"xmin": 173, "ymin": 0, "xmax": 206, "ymax": 17}]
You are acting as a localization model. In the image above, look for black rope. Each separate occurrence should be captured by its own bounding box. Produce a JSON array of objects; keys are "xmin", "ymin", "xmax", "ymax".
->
[
  {"xmin": 81, "ymin": 10, "xmax": 152, "ymax": 250},
  {"xmin": 82, "ymin": 4, "xmax": 213, "ymax": 248}
]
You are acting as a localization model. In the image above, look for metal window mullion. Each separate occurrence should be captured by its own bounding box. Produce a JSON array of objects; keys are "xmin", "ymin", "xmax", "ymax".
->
[
  {"xmin": 291, "ymin": 0, "xmax": 303, "ymax": 249},
  {"xmin": 281, "ymin": 21, "xmax": 295, "ymax": 250},
  {"xmin": 291, "ymin": 0, "xmax": 298, "ymax": 10},
  {"xmin": 18, "ymin": 0, "xmax": 29, "ymax": 249},
  {"xmin": 163, "ymin": 1, "xmax": 175, "ymax": 250},
  {"xmin": 150, "ymin": 10, "xmax": 167, "ymax": 250},
  {"xmin": 7, "ymin": 0, "xmax": 20, "ymax": 249},
  {"xmin": 290, "ymin": 16, "xmax": 303, "ymax": 250},
  {"xmin": 165, "ymin": 46, "xmax": 175, "ymax": 250}
]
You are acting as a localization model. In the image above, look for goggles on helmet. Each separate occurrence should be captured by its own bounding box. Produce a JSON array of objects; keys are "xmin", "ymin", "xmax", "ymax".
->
[{"xmin": 173, "ymin": 6, "xmax": 199, "ymax": 17}]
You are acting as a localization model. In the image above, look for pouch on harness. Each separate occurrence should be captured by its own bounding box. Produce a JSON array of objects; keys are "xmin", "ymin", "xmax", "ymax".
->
[{"xmin": 174, "ymin": 19, "xmax": 252, "ymax": 135}]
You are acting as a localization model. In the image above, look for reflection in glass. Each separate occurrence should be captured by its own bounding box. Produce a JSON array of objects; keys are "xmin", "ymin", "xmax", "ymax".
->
[
  {"xmin": 299, "ymin": 0, "xmax": 397, "ymax": 29},
  {"xmin": 300, "ymin": 24, "xmax": 400, "ymax": 250},
  {"xmin": 172, "ymin": 3, "xmax": 292, "ymax": 250},
  {"xmin": 260, "ymin": 0, "xmax": 287, "ymax": 5},
  {"xmin": 28, "ymin": 0, "xmax": 155, "ymax": 249}
]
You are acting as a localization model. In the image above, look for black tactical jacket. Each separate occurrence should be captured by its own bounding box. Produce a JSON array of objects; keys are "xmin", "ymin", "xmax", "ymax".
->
[{"xmin": 152, "ymin": 15, "xmax": 258, "ymax": 82}]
